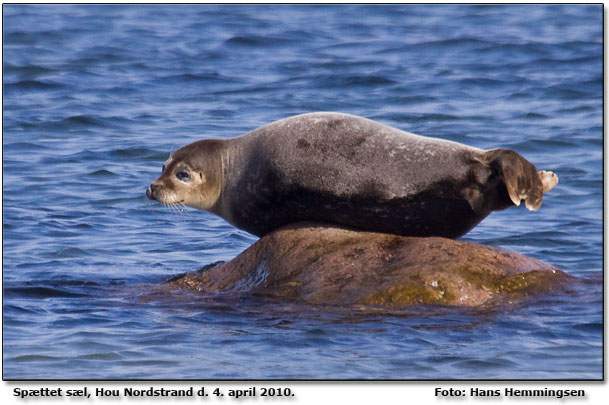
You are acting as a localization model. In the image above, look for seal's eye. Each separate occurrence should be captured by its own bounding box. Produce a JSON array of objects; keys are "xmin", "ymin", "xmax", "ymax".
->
[{"xmin": 176, "ymin": 170, "xmax": 191, "ymax": 181}]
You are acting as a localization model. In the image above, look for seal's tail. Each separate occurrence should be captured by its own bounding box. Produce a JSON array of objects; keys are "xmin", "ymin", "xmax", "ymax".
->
[{"xmin": 484, "ymin": 148, "xmax": 558, "ymax": 211}]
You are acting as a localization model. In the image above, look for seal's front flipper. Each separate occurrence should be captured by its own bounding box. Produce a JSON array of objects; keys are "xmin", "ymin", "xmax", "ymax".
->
[{"xmin": 485, "ymin": 148, "xmax": 555, "ymax": 211}]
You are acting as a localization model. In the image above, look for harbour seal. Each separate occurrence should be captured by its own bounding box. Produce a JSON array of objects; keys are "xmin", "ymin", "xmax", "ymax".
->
[{"xmin": 146, "ymin": 112, "xmax": 558, "ymax": 238}]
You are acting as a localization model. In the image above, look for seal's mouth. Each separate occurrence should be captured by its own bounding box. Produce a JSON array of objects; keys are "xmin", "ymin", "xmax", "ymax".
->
[
  {"xmin": 146, "ymin": 185, "xmax": 186, "ymax": 211},
  {"xmin": 146, "ymin": 185, "xmax": 157, "ymax": 201}
]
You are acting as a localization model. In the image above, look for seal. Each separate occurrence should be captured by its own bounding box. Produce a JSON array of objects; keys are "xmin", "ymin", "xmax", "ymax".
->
[{"xmin": 146, "ymin": 112, "xmax": 558, "ymax": 238}]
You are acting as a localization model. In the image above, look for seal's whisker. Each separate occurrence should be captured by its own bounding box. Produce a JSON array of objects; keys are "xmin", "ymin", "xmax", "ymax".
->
[
  {"xmin": 172, "ymin": 202, "xmax": 188, "ymax": 220},
  {"xmin": 171, "ymin": 203, "xmax": 183, "ymax": 217},
  {"xmin": 175, "ymin": 202, "xmax": 192, "ymax": 218},
  {"xmin": 175, "ymin": 202, "xmax": 192, "ymax": 221},
  {"xmin": 166, "ymin": 201, "xmax": 179, "ymax": 217}
]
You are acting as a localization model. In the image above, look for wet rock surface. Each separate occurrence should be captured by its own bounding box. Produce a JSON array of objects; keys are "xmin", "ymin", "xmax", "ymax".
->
[{"xmin": 160, "ymin": 223, "xmax": 573, "ymax": 307}]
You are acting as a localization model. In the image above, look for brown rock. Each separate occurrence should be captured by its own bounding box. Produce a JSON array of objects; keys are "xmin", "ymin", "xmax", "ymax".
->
[{"xmin": 160, "ymin": 223, "xmax": 572, "ymax": 307}]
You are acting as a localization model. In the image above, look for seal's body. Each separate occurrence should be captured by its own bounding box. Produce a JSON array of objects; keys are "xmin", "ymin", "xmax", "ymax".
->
[{"xmin": 147, "ymin": 112, "xmax": 558, "ymax": 238}]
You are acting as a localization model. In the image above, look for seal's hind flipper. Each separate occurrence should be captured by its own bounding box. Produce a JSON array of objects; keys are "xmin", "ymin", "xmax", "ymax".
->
[
  {"xmin": 539, "ymin": 170, "xmax": 559, "ymax": 194},
  {"xmin": 484, "ymin": 148, "xmax": 546, "ymax": 211}
]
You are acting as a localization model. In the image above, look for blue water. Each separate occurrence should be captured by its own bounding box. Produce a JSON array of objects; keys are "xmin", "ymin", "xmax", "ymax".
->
[{"xmin": 2, "ymin": 5, "xmax": 602, "ymax": 380}]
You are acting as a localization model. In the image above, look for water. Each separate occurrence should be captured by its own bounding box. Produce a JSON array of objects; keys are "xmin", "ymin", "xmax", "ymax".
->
[{"xmin": 2, "ymin": 4, "xmax": 602, "ymax": 380}]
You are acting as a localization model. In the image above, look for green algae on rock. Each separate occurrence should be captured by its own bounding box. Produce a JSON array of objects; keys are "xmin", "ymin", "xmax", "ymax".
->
[{"xmin": 161, "ymin": 223, "xmax": 572, "ymax": 307}]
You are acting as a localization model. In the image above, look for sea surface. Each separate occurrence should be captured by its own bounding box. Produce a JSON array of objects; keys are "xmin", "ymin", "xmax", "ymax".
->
[{"xmin": 2, "ymin": 5, "xmax": 603, "ymax": 380}]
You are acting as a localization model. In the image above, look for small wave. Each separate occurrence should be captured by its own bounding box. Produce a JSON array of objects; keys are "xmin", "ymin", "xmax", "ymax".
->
[
  {"xmin": 535, "ymin": 56, "xmax": 601, "ymax": 66},
  {"xmin": 4, "ymin": 30, "xmax": 64, "ymax": 45},
  {"xmin": 52, "ymin": 247, "xmax": 88, "ymax": 258},
  {"xmin": 206, "ymin": 108, "xmax": 236, "ymax": 117},
  {"xmin": 15, "ymin": 115, "xmax": 127, "ymax": 132},
  {"xmin": 558, "ymin": 40, "xmax": 602, "ymax": 50},
  {"xmin": 458, "ymin": 77, "xmax": 514, "ymax": 87},
  {"xmin": 480, "ymin": 42, "xmax": 548, "ymax": 57},
  {"xmin": 520, "ymin": 112, "xmax": 548, "ymax": 119},
  {"xmin": 60, "ymin": 115, "xmax": 108, "ymax": 127},
  {"xmin": 211, "ymin": 83, "xmax": 279, "ymax": 96},
  {"xmin": 4, "ymin": 32, "xmax": 39, "ymax": 45},
  {"xmin": 4, "ymin": 304, "xmax": 42, "ymax": 314},
  {"xmin": 541, "ymin": 84, "xmax": 598, "ymax": 100},
  {"xmin": 10, "ymin": 355, "xmax": 62, "ymax": 362},
  {"xmin": 557, "ymin": 105, "xmax": 596, "ymax": 115},
  {"xmin": 91, "ymin": 197, "xmax": 142, "ymax": 206},
  {"xmin": 4, "ymin": 286, "xmax": 87, "ymax": 299},
  {"xmin": 379, "ymin": 37, "xmax": 492, "ymax": 54},
  {"xmin": 308, "ymin": 60, "xmax": 379, "ymax": 71},
  {"xmin": 40, "ymin": 150, "xmax": 98, "ymax": 164},
  {"xmin": 572, "ymin": 322, "xmax": 602, "ymax": 333},
  {"xmin": 454, "ymin": 358, "xmax": 519, "ymax": 370},
  {"xmin": 387, "ymin": 95, "xmax": 438, "ymax": 104},
  {"xmin": 313, "ymin": 74, "xmax": 397, "ymax": 88},
  {"xmin": 111, "ymin": 147, "xmax": 160, "ymax": 158},
  {"xmin": 87, "ymin": 169, "xmax": 118, "ymax": 177},
  {"xmin": 225, "ymin": 35, "xmax": 298, "ymax": 47},
  {"xmin": 506, "ymin": 90, "xmax": 534, "ymax": 100},
  {"xmin": 422, "ymin": 37, "xmax": 493, "ymax": 48},
  {"xmin": 3, "ymin": 142, "xmax": 50, "ymax": 152},
  {"xmin": 372, "ymin": 113, "xmax": 459, "ymax": 123},
  {"xmin": 158, "ymin": 72, "xmax": 239, "ymax": 84},
  {"xmin": 3, "ymin": 63, "xmax": 56, "ymax": 78},
  {"xmin": 78, "ymin": 353, "xmax": 123, "ymax": 361},
  {"xmin": 3, "ymin": 79, "xmax": 65, "ymax": 91}
]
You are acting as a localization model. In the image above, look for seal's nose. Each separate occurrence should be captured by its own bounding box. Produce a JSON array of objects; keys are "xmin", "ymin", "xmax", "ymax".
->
[{"xmin": 146, "ymin": 184, "xmax": 157, "ymax": 200}]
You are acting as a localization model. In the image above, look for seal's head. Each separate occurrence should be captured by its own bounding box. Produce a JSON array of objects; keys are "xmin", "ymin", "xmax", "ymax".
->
[{"xmin": 146, "ymin": 139, "xmax": 225, "ymax": 212}]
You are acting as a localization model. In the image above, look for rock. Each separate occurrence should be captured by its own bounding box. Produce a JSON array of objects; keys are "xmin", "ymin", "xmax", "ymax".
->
[{"xmin": 160, "ymin": 223, "xmax": 572, "ymax": 307}]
